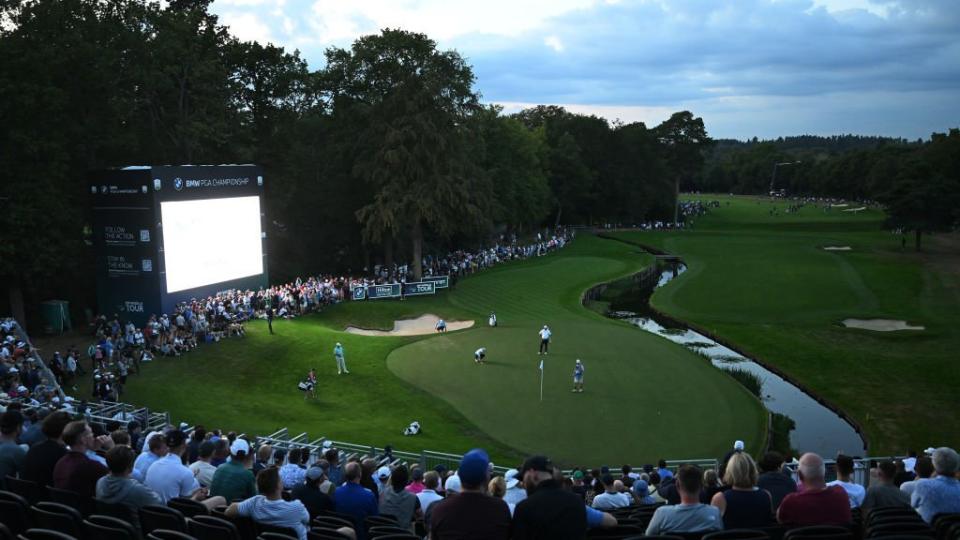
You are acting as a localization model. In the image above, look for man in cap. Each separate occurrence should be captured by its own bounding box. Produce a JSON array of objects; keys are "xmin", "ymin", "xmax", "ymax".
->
[
  {"xmin": 430, "ymin": 448, "xmax": 511, "ymax": 539},
  {"xmin": 375, "ymin": 465, "xmax": 391, "ymax": 493},
  {"xmin": 334, "ymin": 342, "xmax": 349, "ymax": 374},
  {"xmin": 538, "ymin": 325, "xmax": 552, "ymax": 355},
  {"xmin": 209, "ymin": 438, "xmax": 257, "ymax": 503},
  {"xmin": 512, "ymin": 455, "xmax": 616, "ymax": 539},
  {"xmin": 292, "ymin": 464, "xmax": 335, "ymax": 519}
]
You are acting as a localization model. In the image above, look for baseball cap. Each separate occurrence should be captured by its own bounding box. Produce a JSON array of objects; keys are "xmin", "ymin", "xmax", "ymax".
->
[
  {"xmin": 734, "ymin": 440, "xmax": 745, "ymax": 451},
  {"xmin": 572, "ymin": 470, "xmax": 584, "ymax": 481},
  {"xmin": 518, "ymin": 455, "xmax": 553, "ymax": 476},
  {"xmin": 165, "ymin": 430, "xmax": 187, "ymax": 448},
  {"xmin": 306, "ymin": 466, "xmax": 326, "ymax": 481},
  {"xmin": 377, "ymin": 466, "xmax": 391, "ymax": 480},
  {"xmin": 444, "ymin": 474, "xmax": 462, "ymax": 493},
  {"xmin": 504, "ymin": 468, "xmax": 520, "ymax": 489},
  {"xmin": 458, "ymin": 448, "xmax": 490, "ymax": 486},
  {"xmin": 633, "ymin": 479, "xmax": 649, "ymax": 494},
  {"xmin": 230, "ymin": 438, "xmax": 251, "ymax": 456}
]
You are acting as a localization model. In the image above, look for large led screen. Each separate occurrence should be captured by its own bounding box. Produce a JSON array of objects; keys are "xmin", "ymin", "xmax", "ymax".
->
[{"xmin": 160, "ymin": 196, "xmax": 263, "ymax": 293}]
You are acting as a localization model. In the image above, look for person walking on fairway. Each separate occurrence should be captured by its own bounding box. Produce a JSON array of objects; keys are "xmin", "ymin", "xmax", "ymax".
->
[
  {"xmin": 488, "ymin": 312, "xmax": 497, "ymax": 327},
  {"xmin": 267, "ymin": 308, "xmax": 274, "ymax": 335},
  {"xmin": 333, "ymin": 342, "xmax": 349, "ymax": 374},
  {"xmin": 474, "ymin": 347, "xmax": 486, "ymax": 365},
  {"xmin": 538, "ymin": 325, "xmax": 552, "ymax": 355},
  {"xmin": 572, "ymin": 359, "xmax": 585, "ymax": 393}
]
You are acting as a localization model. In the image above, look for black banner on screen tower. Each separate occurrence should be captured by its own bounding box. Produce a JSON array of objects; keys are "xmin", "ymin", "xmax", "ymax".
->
[{"xmin": 90, "ymin": 165, "xmax": 268, "ymax": 326}]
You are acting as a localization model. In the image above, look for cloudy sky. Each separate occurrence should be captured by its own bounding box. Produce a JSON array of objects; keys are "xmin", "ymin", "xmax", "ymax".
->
[{"xmin": 210, "ymin": 0, "xmax": 959, "ymax": 140}]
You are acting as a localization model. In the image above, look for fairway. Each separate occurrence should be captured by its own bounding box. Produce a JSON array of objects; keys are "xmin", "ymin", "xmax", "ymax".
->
[
  {"xmin": 123, "ymin": 234, "xmax": 767, "ymax": 467},
  {"xmin": 614, "ymin": 195, "xmax": 960, "ymax": 453}
]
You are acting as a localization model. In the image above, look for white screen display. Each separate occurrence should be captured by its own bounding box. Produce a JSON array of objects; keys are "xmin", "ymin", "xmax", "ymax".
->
[{"xmin": 160, "ymin": 196, "xmax": 263, "ymax": 293}]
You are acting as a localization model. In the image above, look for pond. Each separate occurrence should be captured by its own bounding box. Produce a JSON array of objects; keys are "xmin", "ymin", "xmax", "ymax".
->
[{"xmin": 605, "ymin": 260, "xmax": 867, "ymax": 457}]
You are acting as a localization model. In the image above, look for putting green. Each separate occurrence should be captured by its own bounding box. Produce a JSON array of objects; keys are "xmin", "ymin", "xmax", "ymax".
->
[
  {"xmin": 386, "ymin": 242, "xmax": 767, "ymax": 466},
  {"xmin": 614, "ymin": 195, "xmax": 960, "ymax": 453}
]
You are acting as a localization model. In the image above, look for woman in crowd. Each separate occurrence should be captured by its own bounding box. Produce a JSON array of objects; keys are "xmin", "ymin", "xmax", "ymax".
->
[{"xmin": 710, "ymin": 452, "xmax": 774, "ymax": 529}]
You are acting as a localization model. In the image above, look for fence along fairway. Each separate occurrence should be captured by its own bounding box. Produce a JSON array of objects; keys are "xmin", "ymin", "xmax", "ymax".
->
[
  {"xmin": 614, "ymin": 194, "xmax": 960, "ymax": 453},
  {"xmin": 124, "ymin": 234, "xmax": 767, "ymax": 467}
]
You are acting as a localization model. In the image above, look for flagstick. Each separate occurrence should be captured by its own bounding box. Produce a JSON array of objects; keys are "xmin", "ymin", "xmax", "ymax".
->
[{"xmin": 539, "ymin": 359, "xmax": 544, "ymax": 402}]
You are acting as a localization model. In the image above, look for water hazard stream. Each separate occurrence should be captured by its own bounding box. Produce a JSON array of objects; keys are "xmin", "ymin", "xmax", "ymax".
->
[{"xmin": 603, "ymin": 259, "xmax": 866, "ymax": 457}]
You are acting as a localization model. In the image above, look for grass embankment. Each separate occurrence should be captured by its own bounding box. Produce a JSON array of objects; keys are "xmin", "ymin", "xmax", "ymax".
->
[
  {"xmin": 123, "ymin": 234, "xmax": 767, "ymax": 467},
  {"xmin": 613, "ymin": 195, "xmax": 960, "ymax": 453}
]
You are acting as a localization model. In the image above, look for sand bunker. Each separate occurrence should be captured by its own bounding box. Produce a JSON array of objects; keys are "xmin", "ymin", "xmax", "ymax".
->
[
  {"xmin": 345, "ymin": 314, "xmax": 474, "ymax": 336},
  {"xmin": 842, "ymin": 319, "xmax": 925, "ymax": 332},
  {"xmin": 843, "ymin": 207, "xmax": 867, "ymax": 212},
  {"xmin": 823, "ymin": 246, "xmax": 852, "ymax": 251}
]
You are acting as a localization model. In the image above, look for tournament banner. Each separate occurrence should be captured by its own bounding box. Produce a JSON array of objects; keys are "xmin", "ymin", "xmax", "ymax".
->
[
  {"xmin": 351, "ymin": 287, "xmax": 367, "ymax": 301},
  {"xmin": 403, "ymin": 281, "xmax": 436, "ymax": 297},
  {"xmin": 422, "ymin": 275, "xmax": 449, "ymax": 289},
  {"xmin": 366, "ymin": 283, "xmax": 402, "ymax": 300}
]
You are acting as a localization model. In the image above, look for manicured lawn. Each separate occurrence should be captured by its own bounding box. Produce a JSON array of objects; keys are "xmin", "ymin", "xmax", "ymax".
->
[
  {"xmin": 123, "ymin": 234, "xmax": 768, "ymax": 467},
  {"xmin": 613, "ymin": 195, "xmax": 960, "ymax": 454}
]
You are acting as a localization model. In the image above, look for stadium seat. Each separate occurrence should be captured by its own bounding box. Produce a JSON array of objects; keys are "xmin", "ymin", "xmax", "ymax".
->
[
  {"xmin": 0, "ymin": 491, "xmax": 30, "ymax": 535},
  {"xmin": 703, "ymin": 529, "xmax": 771, "ymax": 540},
  {"xmin": 308, "ymin": 527, "xmax": 353, "ymax": 540},
  {"xmin": 256, "ymin": 533, "xmax": 296, "ymax": 540},
  {"xmin": 866, "ymin": 508, "xmax": 921, "ymax": 525},
  {"xmin": 187, "ymin": 515, "xmax": 241, "ymax": 540},
  {"xmin": 0, "ymin": 524, "xmax": 12, "ymax": 540},
  {"xmin": 4, "ymin": 477, "xmax": 43, "ymax": 505},
  {"xmin": 140, "ymin": 505, "xmax": 187, "ymax": 535},
  {"xmin": 82, "ymin": 517, "xmax": 136, "ymax": 540},
  {"xmin": 95, "ymin": 499, "xmax": 137, "ymax": 522},
  {"xmin": 15, "ymin": 529, "xmax": 78, "ymax": 540},
  {"xmin": 45, "ymin": 488, "xmax": 95, "ymax": 517},
  {"xmin": 946, "ymin": 522, "xmax": 960, "ymax": 540},
  {"xmin": 620, "ymin": 536, "xmax": 684, "ymax": 540},
  {"xmin": 365, "ymin": 515, "xmax": 398, "ymax": 528},
  {"xmin": 366, "ymin": 535, "xmax": 417, "ymax": 540},
  {"xmin": 782, "ymin": 526, "xmax": 854, "ymax": 540},
  {"xmin": 255, "ymin": 523, "xmax": 299, "ymax": 538},
  {"xmin": 312, "ymin": 517, "xmax": 353, "ymax": 531},
  {"xmin": 367, "ymin": 525, "xmax": 412, "ymax": 537},
  {"xmin": 29, "ymin": 503, "xmax": 82, "ymax": 538},
  {"xmin": 933, "ymin": 515, "xmax": 960, "ymax": 540},
  {"xmin": 169, "ymin": 498, "xmax": 210, "ymax": 519},
  {"xmin": 869, "ymin": 515, "xmax": 925, "ymax": 528},
  {"xmin": 864, "ymin": 522, "xmax": 934, "ymax": 538},
  {"xmin": 587, "ymin": 524, "xmax": 645, "ymax": 538},
  {"xmin": 147, "ymin": 530, "xmax": 199, "ymax": 540},
  {"xmin": 87, "ymin": 514, "xmax": 138, "ymax": 538}
]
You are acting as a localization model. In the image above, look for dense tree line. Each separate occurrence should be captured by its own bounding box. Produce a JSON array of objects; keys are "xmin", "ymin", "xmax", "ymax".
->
[
  {"xmin": 0, "ymin": 0, "xmax": 701, "ymax": 322},
  {"xmin": 695, "ymin": 132, "xmax": 960, "ymax": 248}
]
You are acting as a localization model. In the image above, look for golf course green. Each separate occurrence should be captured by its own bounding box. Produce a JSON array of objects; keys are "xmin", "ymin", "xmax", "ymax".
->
[
  {"xmin": 121, "ymin": 194, "xmax": 956, "ymax": 466},
  {"xmin": 122, "ymin": 228, "xmax": 767, "ymax": 467},
  {"xmin": 614, "ymin": 195, "xmax": 960, "ymax": 454}
]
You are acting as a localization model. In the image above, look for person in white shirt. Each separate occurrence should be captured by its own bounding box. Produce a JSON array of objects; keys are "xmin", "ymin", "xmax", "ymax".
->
[
  {"xmin": 145, "ymin": 430, "xmax": 225, "ymax": 509},
  {"xmin": 592, "ymin": 474, "xmax": 633, "ymax": 510},
  {"xmin": 488, "ymin": 312, "xmax": 497, "ymax": 327},
  {"xmin": 474, "ymin": 347, "xmax": 486, "ymax": 365},
  {"xmin": 827, "ymin": 454, "xmax": 865, "ymax": 508},
  {"xmin": 538, "ymin": 325, "xmax": 552, "ymax": 355},
  {"xmin": 502, "ymin": 469, "xmax": 527, "ymax": 506}
]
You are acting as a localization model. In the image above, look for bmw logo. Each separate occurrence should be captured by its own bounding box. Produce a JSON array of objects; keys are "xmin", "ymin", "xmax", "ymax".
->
[
  {"xmin": 173, "ymin": 178, "xmax": 184, "ymax": 191},
  {"xmin": 100, "ymin": 185, "xmax": 108, "ymax": 194}
]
